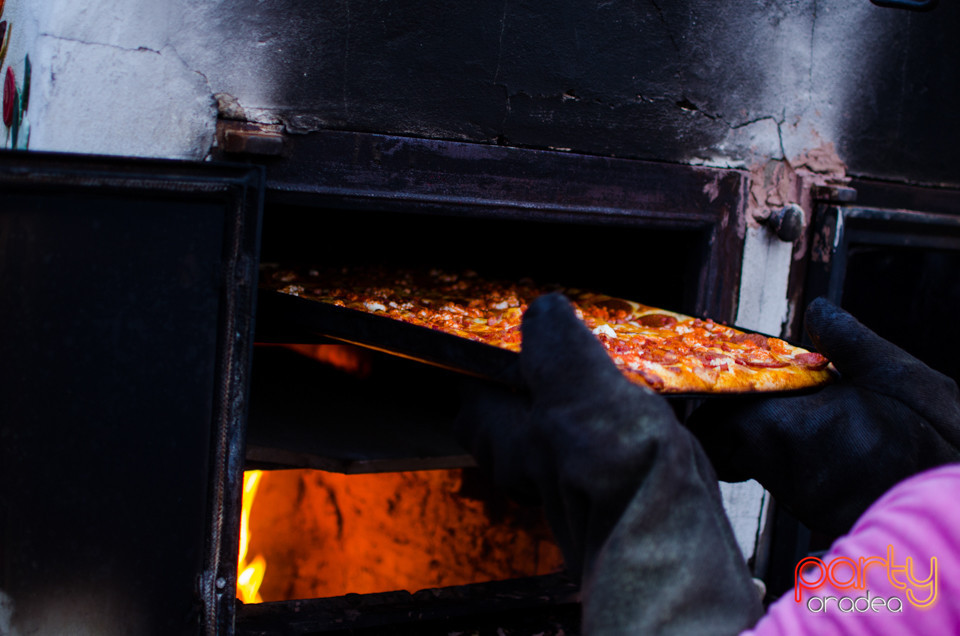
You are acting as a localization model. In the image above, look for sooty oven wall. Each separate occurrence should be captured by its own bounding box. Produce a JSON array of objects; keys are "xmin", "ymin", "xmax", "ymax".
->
[{"xmin": 193, "ymin": 0, "xmax": 960, "ymax": 186}]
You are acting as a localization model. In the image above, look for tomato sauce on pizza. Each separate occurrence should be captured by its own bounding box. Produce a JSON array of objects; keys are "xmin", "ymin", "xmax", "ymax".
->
[{"xmin": 264, "ymin": 266, "xmax": 833, "ymax": 394}]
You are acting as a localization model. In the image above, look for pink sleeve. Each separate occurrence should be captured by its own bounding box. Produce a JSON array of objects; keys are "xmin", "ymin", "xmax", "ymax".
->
[{"xmin": 742, "ymin": 463, "xmax": 960, "ymax": 636}]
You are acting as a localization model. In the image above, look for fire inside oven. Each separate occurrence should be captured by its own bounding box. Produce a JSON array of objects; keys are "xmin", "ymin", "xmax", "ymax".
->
[{"xmin": 235, "ymin": 151, "xmax": 739, "ymax": 633}]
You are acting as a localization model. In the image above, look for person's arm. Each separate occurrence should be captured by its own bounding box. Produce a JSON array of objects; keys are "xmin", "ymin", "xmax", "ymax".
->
[
  {"xmin": 455, "ymin": 293, "xmax": 763, "ymax": 634},
  {"xmin": 746, "ymin": 463, "xmax": 960, "ymax": 635},
  {"xmin": 688, "ymin": 298, "xmax": 960, "ymax": 536}
]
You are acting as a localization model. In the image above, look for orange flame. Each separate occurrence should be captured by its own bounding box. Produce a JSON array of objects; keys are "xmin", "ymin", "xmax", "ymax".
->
[{"xmin": 237, "ymin": 470, "xmax": 267, "ymax": 603}]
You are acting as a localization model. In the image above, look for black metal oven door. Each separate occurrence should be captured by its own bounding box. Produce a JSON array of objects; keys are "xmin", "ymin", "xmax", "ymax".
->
[
  {"xmin": 763, "ymin": 179, "xmax": 960, "ymax": 597},
  {"xmin": 806, "ymin": 184, "xmax": 960, "ymax": 384},
  {"xmin": 0, "ymin": 151, "xmax": 263, "ymax": 636}
]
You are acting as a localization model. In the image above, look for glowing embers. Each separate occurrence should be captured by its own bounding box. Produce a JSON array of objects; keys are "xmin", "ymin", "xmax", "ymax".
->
[{"xmin": 238, "ymin": 468, "xmax": 565, "ymax": 602}]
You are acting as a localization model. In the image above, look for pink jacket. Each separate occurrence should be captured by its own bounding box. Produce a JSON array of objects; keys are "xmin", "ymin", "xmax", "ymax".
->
[{"xmin": 745, "ymin": 463, "xmax": 960, "ymax": 635}]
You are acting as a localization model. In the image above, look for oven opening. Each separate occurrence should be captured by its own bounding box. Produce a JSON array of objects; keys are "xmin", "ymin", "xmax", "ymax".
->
[
  {"xmin": 240, "ymin": 200, "xmax": 713, "ymax": 630},
  {"xmin": 258, "ymin": 204, "xmax": 707, "ymax": 312},
  {"xmin": 237, "ymin": 463, "xmax": 565, "ymax": 603}
]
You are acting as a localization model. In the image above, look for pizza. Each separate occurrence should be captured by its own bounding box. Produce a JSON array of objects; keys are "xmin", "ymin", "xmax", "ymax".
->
[{"xmin": 262, "ymin": 265, "xmax": 834, "ymax": 394}]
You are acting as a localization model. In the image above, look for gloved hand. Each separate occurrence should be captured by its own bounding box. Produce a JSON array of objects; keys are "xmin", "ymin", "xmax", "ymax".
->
[
  {"xmin": 455, "ymin": 293, "xmax": 763, "ymax": 635},
  {"xmin": 688, "ymin": 297, "xmax": 960, "ymax": 536}
]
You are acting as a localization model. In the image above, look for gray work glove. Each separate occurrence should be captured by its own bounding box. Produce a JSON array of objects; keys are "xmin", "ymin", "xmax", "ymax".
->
[
  {"xmin": 454, "ymin": 293, "xmax": 763, "ymax": 635},
  {"xmin": 688, "ymin": 297, "xmax": 960, "ymax": 536}
]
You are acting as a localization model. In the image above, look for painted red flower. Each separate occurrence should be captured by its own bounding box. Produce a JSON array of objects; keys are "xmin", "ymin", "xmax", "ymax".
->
[{"xmin": 2, "ymin": 66, "xmax": 14, "ymax": 127}]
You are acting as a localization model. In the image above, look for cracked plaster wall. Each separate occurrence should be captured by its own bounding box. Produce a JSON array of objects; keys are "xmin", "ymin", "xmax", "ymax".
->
[{"xmin": 19, "ymin": 1, "xmax": 216, "ymax": 159}]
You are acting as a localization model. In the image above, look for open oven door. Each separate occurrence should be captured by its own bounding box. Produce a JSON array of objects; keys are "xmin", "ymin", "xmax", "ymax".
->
[
  {"xmin": 0, "ymin": 150, "xmax": 263, "ymax": 636},
  {"xmin": 763, "ymin": 179, "xmax": 960, "ymax": 597}
]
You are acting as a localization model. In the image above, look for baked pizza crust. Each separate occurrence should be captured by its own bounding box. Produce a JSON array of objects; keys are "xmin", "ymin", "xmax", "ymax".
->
[{"xmin": 264, "ymin": 266, "xmax": 834, "ymax": 394}]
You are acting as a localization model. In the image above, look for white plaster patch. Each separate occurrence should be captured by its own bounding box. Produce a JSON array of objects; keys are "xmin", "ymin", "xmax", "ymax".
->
[
  {"xmin": 735, "ymin": 224, "xmax": 794, "ymax": 335},
  {"xmin": 30, "ymin": 37, "xmax": 216, "ymax": 159}
]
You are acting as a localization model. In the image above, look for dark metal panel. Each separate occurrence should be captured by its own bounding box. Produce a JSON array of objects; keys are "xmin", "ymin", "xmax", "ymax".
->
[
  {"xmin": 0, "ymin": 151, "xmax": 263, "ymax": 636},
  {"xmin": 805, "ymin": 200, "xmax": 960, "ymax": 378},
  {"xmin": 807, "ymin": 203, "xmax": 960, "ymax": 308},
  {"xmin": 698, "ymin": 169, "xmax": 748, "ymax": 324},
  {"xmin": 847, "ymin": 178, "xmax": 960, "ymax": 216},
  {"xmin": 806, "ymin": 205, "xmax": 849, "ymax": 307}
]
